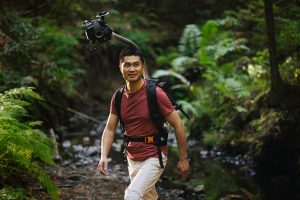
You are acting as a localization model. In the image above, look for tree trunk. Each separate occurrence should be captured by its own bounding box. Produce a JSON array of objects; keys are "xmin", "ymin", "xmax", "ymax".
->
[{"xmin": 264, "ymin": 0, "xmax": 283, "ymax": 93}]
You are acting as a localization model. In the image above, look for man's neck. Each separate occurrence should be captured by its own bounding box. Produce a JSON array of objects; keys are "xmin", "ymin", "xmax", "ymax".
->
[{"xmin": 126, "ymin": 79, "xmax": 144, "ymax": 94}]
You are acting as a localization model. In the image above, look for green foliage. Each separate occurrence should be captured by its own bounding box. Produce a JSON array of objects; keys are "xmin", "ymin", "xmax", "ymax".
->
[
  {"xmin": 0, "ymin": 12, "xmax": 39, "ymax": 69},
  {"xmin": 231, "ymin": 0, "xmax": 266, "ymax": 51},
  {"xmin": 203, "ymin": 131, "xmax": 221, "ymax": 147},
  {"xmin": 233, "ymin": 0, "xmax": 300, "ymax": 85},
  {"xmin": 0, "ymin": 71, "xmax": 23, "ymax": 90},
  {"xmin": 155, "ymin": 20, "xmax": 254, "ymax": 138},
  {"xmin": 280, "ymin": 55, "xmax": 300, "ymax": 85},
  {"xmin": 171, "ymin": 56, "xmax": 198, "ymax": 73},
  {"xmin": 178, "ymin": 24, "xmax": 201, "ymax": 57},
  {"xmin": 123, "ymin": 30, "xmax": 150, "ymax": 54},
  {"xmin": 277, "ymin": 19, "xmax": 300, "ymax": 56},
  {"xmin": 160, "ymin": 0, "xmax": 300, "ymax": 147},
  {"xmin": 0, "ymin": 87, "xmax": 58, "ymax": 199},
  {"xmin": 199, "ymin": 20, "xmax": 249, "ymax": 68},
  {"xmin": 0, "ymin": 188, "xmax": 26, "ymax": 200},
  {"xmin": 0, "ymin": 11, "xmax": 84, "ymax": 96},
  {"xmin": 201, "ymin": 159, "xmax": 238, "ymax": 200},
  {"xmin": 246, "ymin": 50, "xmax": 270, "ymax": 91},
  {"xmin": 153, "ymin": 69, "xmax": 190, "ymax": 85},
  {"xmin": 201, "ymin": 20, "xmax": 219, "ymax": 48},
  {"xmin": 155, "ymin": 48, "xmax": 178, "ymax": 67}
]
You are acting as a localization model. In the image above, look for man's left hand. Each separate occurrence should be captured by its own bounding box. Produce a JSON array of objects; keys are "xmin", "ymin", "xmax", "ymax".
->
[{"xmin": 177, "ymin": 158, "xmax": 189, "ymax": 181}]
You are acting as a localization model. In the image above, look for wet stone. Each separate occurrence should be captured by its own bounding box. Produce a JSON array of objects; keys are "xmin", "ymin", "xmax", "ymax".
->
[
  {"xmin": 193, "ymin": 184, "xmax": 204, "ymax": 193},
  {"xmin": 82, "ymin": 136, "xmax": 90, "ymax": 145},
  {"xmin": 62, "ymin": 140, "xmax": 71, "ymax": 148}
]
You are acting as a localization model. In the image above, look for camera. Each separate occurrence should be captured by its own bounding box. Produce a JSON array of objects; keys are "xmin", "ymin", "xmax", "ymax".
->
[
  {"xmin": 83, "ymin": 11, "xmax": 140, "ymax": 50},
  {"xmin": 82, "ymin": 11, "xmax": 112, "ymax": 45}
]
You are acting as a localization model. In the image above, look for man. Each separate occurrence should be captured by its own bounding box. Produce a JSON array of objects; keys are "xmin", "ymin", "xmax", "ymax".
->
[{"xmin": 98, "ymin": 47, "xmax": 189, "ymax": 200}]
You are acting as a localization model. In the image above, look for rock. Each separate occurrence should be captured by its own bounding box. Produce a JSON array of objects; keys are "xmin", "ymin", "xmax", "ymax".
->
[
  {"xmin": 193, "ymin": 184, "xmax": 204, "ymax": 193},
  {"xmin": 82, "ymin": 136, "xmax": 90, "ymax": 145},
  {"xmin": 223, "ymin": 194, "xmax": 244, "ymax": 199},
  {"xmin": 112, "ymin": 140, "xmax": 123, "ymax": 152},
  {"xmin": 200, "ymin": 150, "xmax": 208, "ymax": 158},
  {"xmin": 86, "ymin": 146, "xmax": 100, "ymax": 156},
  {"xmin": 62, "ymin": 160, "xmax": 72, "ymax": 166},
  {"xmin": 96, "ymin": 123, "xmax": 105, "ymax": 134},
  {"xmin": 62, "ymin": 140, "xmax": 72, "ymax": 148},
  {"xmin": 94, "ymin": 139, "xmax": 101, "ymax": 147},
  {"xmin": 67, "ymin": 174, "xmax": 82, "ymax": 181},
  {"xmin": 89, "ymin": 130, "xmax": 98, "ymax": 136},
  {"xmin": 115, "ymin": 127, "xmax": 123, "ymax": 136},
  {"xmin": 73, "ymin": 144, "xmax": 83, "ymax": 152}
]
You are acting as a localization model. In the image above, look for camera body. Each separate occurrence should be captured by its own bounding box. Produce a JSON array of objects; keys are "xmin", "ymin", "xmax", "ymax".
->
[{"xmin": 83, "ymin": 11, "xmax": 112, "ymax": 45}]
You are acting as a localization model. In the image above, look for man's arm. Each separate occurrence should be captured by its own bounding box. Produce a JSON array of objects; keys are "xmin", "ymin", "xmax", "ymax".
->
[
  {"xmin": 98, "ymin": 113, "xmax": 119, "ymax": 176},
  {"xmin": 165, "ymin": 110, "xmax": 189, "ymax": 180}
]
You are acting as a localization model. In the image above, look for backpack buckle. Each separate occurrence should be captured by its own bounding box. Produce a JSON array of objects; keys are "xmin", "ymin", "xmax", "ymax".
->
[{"xmin": 145, "ymin": 136, "xmax": 154, "ymax": 143}]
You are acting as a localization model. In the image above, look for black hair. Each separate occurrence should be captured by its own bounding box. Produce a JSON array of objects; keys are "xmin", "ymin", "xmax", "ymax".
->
[{"xmin": 119, "ymin": 47, "xmax": 145, "ymax": 64}]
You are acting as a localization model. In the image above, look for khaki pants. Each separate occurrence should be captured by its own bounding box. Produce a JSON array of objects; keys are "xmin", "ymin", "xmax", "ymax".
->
[{"xmin": 124, "ymin": 154, "xmax": 167, "ymax": 200}]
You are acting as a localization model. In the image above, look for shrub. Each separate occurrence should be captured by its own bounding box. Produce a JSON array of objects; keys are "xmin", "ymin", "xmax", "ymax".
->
[{"xmin": 0, "ymin": 87, "xmax": 58, "ymax": 199}]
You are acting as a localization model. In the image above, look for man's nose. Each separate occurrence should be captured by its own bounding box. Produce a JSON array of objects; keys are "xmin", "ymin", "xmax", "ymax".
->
[{"xmin": 128, "ymin": 65, "xmax": 136, "ymax": 71}]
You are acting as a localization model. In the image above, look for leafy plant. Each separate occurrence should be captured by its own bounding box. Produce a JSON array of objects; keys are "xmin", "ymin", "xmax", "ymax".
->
[
  {"xmin": 123, "ymin": 30, "xmax": 150, "ymax": 53},
  {"xmin": 203, "ymin": 131, "xmax": 221, "ymax": 147},
  {"xmin": 153, "ymin": 18, "xmax": 265, "ymax": 143},
  {"xmin": 178, "ymin": 24, "xmax": 201, "ymax": 57},
  {"xmin": 0, "ymin": 87, "xmax": 58, "ymax": 199},
  {"xmin": 0, "ymin": 11, "xmax": 84, "ymax": 96},
  {"xmin": 0, "ymin": 188, "xmax": 26, "ymax": 200}
]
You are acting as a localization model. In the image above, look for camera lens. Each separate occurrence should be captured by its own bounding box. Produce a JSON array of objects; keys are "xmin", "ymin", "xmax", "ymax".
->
[{"xmin": 95, "ymin": 30, "xmax": 103, "ymax": 38}]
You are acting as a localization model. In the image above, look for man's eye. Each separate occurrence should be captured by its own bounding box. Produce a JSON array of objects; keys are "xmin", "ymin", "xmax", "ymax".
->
[
  {"xmin": 124, "ymin": 63, "xmax": 131, "ymax": 67},
  {"xmin": 133, "ymin": 63, "xmax": 140, "ymax": 67}
]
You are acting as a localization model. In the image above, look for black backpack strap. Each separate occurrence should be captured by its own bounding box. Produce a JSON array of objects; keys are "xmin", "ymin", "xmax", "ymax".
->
[
  {"xmin": 115, "ymin": 86, "xmax": 125, "ymax": 132},
  {"xmin": 146, "ymin": 79, "xmax": 166, "ymax": 169},
  {"xmin": 146, "ymin": 79, "xmax": 164, "ymax": 129},
  {"xmin": 114, "ymin": 86, "xmax": 127, "ymax": 158}
]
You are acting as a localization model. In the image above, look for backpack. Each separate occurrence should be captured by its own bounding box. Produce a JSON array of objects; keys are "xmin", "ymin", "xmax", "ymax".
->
[{"xmin": 114, "ymin": 78, "xmax": 189, "ymax": 168}]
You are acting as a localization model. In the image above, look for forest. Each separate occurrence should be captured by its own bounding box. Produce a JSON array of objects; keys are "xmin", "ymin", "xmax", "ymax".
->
[{"xmin": 1, "ymin": 0, "xmax": 300, "ymax": 199}]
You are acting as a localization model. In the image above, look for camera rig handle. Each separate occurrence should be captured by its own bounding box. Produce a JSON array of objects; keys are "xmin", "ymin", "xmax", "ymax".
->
[
  {"xmin": 112, "ymin": 32, "xmax": 139, "ymax": 49},
  {"xmin": 83, "ymin": 11, "xmax": 149, "ymax": 77}
]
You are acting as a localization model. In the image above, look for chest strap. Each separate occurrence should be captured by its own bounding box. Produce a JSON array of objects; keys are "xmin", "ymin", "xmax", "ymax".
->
[{"xmin": 123, "ymin": 134, "xmax": 167, "ymax": 146}]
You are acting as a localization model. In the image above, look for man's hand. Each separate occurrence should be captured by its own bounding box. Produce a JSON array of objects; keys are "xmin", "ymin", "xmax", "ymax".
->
[
  {"xmin": 98, "ymin": 157, "xmax": 109, "ymax": 176},
  {"xmin": 177, "ymin": 158, "xmax": 189, "ymax": 180}
]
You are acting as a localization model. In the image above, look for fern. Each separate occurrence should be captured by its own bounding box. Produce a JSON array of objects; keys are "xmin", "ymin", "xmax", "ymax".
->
[
  {"xmin": 178, "ymin": 24, "xmax": 201, "ymax": 57},
  {"xmin": 152, "ymin": 69, "xmax": 190, "ymax": 85},
  {"xmin": 0, "ymin": 87, "xmax": 59, "ymax": 199},
  {"xmin": 207, "ymin": 38, "xmax": 249, "ymax": 61},
  {"xmin": 0, "ymin": 11, "xmax": 84, "ymax": 97},
  {"xmin": 0, "ymin": 188, "xmax": 26, "ymax": 200},
  {"xmin": 154, "ymin": 18, "xmax": 255, "ymax": 142},
  {"xmin": 200, "ymin": 20, "xmax": 219, "ymax": 48},
  {"xmin": 170, "ymin": 56, "xmax": 198, "ymax": 73}
]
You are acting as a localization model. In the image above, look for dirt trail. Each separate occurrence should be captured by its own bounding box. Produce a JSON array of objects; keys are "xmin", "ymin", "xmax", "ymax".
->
[
  {"xmin": 52, "ymin": 164, "xmax": 127, "ymax": 200},
  {"xmin": 32, "ymin": 161, "xmax": 171, "ymax": 200}
]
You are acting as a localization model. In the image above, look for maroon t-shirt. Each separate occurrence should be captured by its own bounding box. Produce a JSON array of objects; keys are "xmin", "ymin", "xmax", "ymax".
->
[{"xmin": 110, "ymin": 80, "xmax": 174, "ymax": 161}]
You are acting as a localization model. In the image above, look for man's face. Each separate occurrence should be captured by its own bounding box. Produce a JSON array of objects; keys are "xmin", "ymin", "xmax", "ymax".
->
[{"xmin": 119, "ymin": 55, "xmax": 144, "ymax": 82}]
